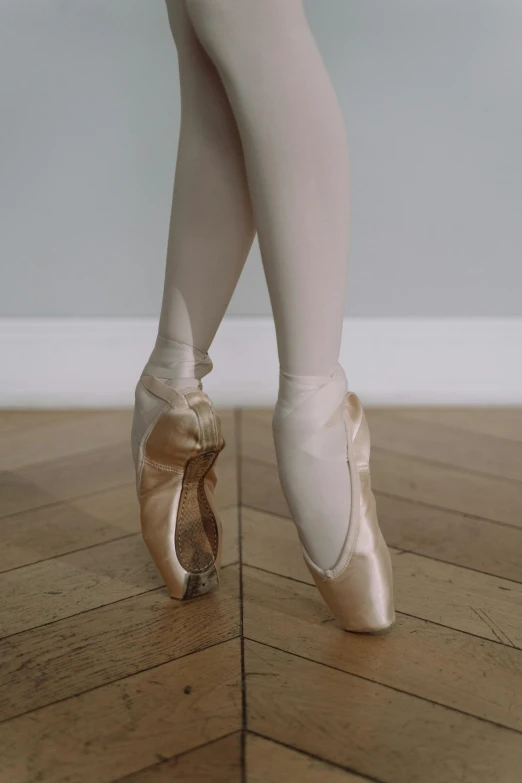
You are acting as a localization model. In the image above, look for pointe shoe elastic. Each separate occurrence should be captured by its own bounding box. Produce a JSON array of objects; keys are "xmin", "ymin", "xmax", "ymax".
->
[
  {"xmin": 303, "ymin": 391, "xmax": 395, "ymax": 633},
  {"xmin": 134, "ymin": 374, "xmax": 226, "ymax": 600}
]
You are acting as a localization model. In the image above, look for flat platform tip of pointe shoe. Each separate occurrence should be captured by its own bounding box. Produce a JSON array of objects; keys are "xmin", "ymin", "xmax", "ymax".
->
[
  {"xmin": 336, "ymin": 618, "xmax": 396, "ymax": 635},
  {"xmin": 353, "ymin": 621, "xmax": 396, "ymax": 635}
]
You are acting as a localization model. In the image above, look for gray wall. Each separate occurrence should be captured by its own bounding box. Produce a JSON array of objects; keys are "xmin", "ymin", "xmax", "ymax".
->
[{"xmin": 1, "ymin": 0, "xmax": 521, "ymax": 318}]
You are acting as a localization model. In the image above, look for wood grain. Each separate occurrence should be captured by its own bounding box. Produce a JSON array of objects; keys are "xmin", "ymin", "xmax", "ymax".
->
[
  {"xmin": 241, "ymin": 449, "xmax": 522, "ymax": 532},
  {"xmin": 242, "ymin": 506, "xmax": 309, "ymax": 583},
  {"xmin": 0, "ymin": 442, "xmax": 134, "ymax": 518},
  {"xmin": 214, "ymin": 410, "xmax": 239, "ymax": 510},
  {"xmin": 370, "ymin": 450, "xmax": 522, "ymax": 529},
  {"xmin": 241, "ymin": 458, "xmax": 288, "ymax": 519},
  {"xmin": 241, "ymin": 507, "xmax": 522, "ymax": 647},
  {"xmin": 241, "ymin": 409, "xmax": 522, "ymax": 528},
  {"xmin": 241, "ymin": 413, "xmax": 277, "ymax": 466},
  {"xmin": 376, "ymin": 492, "xmax": 522, "ymax": 583},
  {"xmin": 1, "ymin": 492, "xmax": 236, "ymax": 575},
  {"xmin": 246, "ymin": 734, "xmax": 368, "ymax": 782},
  {"xmin": 241, "ymin": 449, "xmax": 522, "ymax": 582},
  {"xmin": 0, "ymin": 639, "xmax": 242, "ymax": 783},
  {"xmin": 241, "ymin": 406, "xmax": 522, "ymax": 476},
  {"xmin": 1, "ymin": 504, "xmax": 239, "ymax": 640},
  {"xmin": 221, "ymin": 505, "xmax": 240, "ymax": 565},
  {"xmin": 244, "ymin": 566, "xmax": 522, "ymax": 732},
  {"xmin": 0, "ymin": 483, "xmax": 139, "ymax": 573},
  {"xmin": 1, "ymin": 405, "xmax": 521, "ymax": 783},
  {"xmin": 0, "ymin": 534, "xmax": 161, "ymax": 638},
  {"xmin": 0, "ymin": 410, "xmax": 133, "ymax": 471},
  {"xmin": 392, "ymin": 549, "xmax": 522, "ymax": 648},
  {"xmin": 218, "ymin": 410, "xmax": 237, "ymax": 457},
  {"xmin": 214, "ymin": 455, "xmax": 239, "ymax": 511},
  {"xmin": 0, "ymin": 565, "xmax": 240, "ymax": 721},
  {"xmin": 116, "ymin": 732, "xmax": 242, "ymax": 782},
  {"xmin": 245, "ymin": 640, "xmax": 522, "ymax": 783},
  {"xmin": 0, "ymin": 410, "xmax": 88, "ymax": 435},
  {"xmin": 1, "ymin": 416, "xmax": 236, "ymax": 522},
  {"xmin": 365, "ymin": 410, "xmax": 522, "ymax": 482},
  {"xmin": 390, "ymin": 407, "xmax": 522, "ymax": 442}
]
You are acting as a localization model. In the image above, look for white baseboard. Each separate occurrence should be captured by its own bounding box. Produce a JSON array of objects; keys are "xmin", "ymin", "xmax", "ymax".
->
[{"xmin": 1, "ymin": 317, "xmax": 521, "ymax": 408}]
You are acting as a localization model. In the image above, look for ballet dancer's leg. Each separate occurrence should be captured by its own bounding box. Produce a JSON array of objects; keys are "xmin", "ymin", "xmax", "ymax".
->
[
  {"xmin": 159, "ymin": 0, "xmax": 255, "ymax": 352},
  {"xmin": 131, "ymin": 2, "xmax": 260, "ymax": 601},
  {"xmin": 134, "ymin": 0, "xmax": 393, "ymax": 627},
  {"xmin": 183, "ymin": 0, "xmax": 352, "ymax": 569},
  {"xmin": 184, "ymin": 0, "xmax": 349, "ymax": 376},
  {"xmin": 131, "ymin": 0, "xmax": 255, "ymax": 468}
]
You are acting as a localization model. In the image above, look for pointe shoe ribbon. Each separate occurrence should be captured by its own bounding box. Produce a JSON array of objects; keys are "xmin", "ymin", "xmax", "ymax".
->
[
  {"xmin": 143, "ymin": 336, "xmax": 213, "ymax": 384},
  {"xmin": 273, "ymin": 363, "xmax": 349, "ymax": 462},
  {"xmin": 131, "ymin": 337, "xmax": 214, "ymax": 476}
]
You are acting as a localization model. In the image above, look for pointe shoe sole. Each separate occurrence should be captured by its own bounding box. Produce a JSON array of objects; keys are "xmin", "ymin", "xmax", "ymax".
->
[
  {"xmin": 136, "ymin": 377, "xmax": 226, "ymax": 601},
  {"xmin": 346, "ymin": 619, "xmax": 396, "ymax": 635},
  {"xmin": 174, "ymin": 448, "xmax": 223, "ymax": 600}
]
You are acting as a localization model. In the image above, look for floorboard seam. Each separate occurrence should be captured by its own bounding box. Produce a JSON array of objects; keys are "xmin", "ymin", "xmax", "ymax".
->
[
  {"xmin": 3, "ymin": 436, "xmax": 133, "ymax": 469},
  {"xmin": 372, "ymin": 444, "xmax": 522, "ymax": 487},
  {"xmin": 244, "ymin": 637, "xmax": 522, "ymax": 736},
  {"xmin": 0, "ymin": 504, "xmax": 241, "ymax": 577},
  {"xmin": 243, "ymin": 562, "xmax": 522, "ymax": 652},
  {"xmin": 0, "ymin": 410, "xmax": 103, "ymax": 437},
  {"xmin": 377, "ymin": 411, "xmax": 522, "ymax": 446},
  {"xmin": 241, "ymin": 502, "xmax": 522, "ymax": 585},
  {"xmin": 378, "ymin": 541, "xmax": 522, "ymax": 584},
  {"xmin": 243, "ymin": 486, "xmax": 522, "ymax": 537},
  {"xmin": 0, "ymin": 635, "xmax": 241, "ymax": 726},
  {"xmin": 373, "ymin": 491, "xmax": 522, "ymax": 533},
  {"xmin": 236, "ymin": 409, "xmax": 247, "ymax": 783},
  {"xmin": 0, "ymin": 562, "xmax": 240, "ymax": 641},
  {"xmin": 241, "ymin": 453, "xmax": 522, "ymax": 527},
  {"xmin": 0, "ymin": 479, "xmax": 136, "ymax": 524},
  {"xmin": 0, "ymin": 531, "xmax": 141, "ymax": 576},
  {"xmin": 241, "ymin": 424, "xmax": 522, "ymax": 486},
  {"xmin": 111, "ymin": 730, "xmax": 242, "ymax": 782},
  {"xmin": 246, "ymin": 730, "xmax": 385, "ymax": 783}
]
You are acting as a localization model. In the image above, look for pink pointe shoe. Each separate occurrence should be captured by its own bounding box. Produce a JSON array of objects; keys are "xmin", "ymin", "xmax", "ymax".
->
[
  {"xmin": 273, "ymin": 365, "xmax": 395, "ymax": 633},
  {"xmin": 131, "ymin": 341, "xmax": 226, "ymax": 600}
]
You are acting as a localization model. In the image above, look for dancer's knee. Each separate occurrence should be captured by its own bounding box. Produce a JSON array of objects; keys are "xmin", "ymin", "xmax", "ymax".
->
[
  {"xmin": 184, "ymin": 0, "xmax": 234, "ymax": 25},
  {"xmin": 185, "ymin": 0, "xmax": 291, "ymax": 37}
]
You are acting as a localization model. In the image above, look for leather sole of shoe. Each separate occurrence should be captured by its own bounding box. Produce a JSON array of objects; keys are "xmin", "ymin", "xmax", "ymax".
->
[{"xmin": 172, "ymin": 447, "xmax": 223, "ymax": 600}]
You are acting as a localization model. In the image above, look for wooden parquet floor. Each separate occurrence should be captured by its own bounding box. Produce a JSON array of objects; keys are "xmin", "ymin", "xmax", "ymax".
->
[{"xmin": 1, "ymin": 406, "xmax": 522, "ymax": 782}]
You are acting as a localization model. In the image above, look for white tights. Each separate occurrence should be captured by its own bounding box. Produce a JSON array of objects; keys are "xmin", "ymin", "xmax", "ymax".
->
[{"xmin": 140, "ymin": 0, "xmax": 352, "ymax": 569}]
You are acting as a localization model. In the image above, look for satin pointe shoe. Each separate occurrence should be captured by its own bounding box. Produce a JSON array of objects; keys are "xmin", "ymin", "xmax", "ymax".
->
[
  {"xmin": 131, "ymin": 353, "xmax": 226, "ymax": 600},
  {"xmin": 273, "ymin": 365, "xmax": 395, "ymax": 633}
]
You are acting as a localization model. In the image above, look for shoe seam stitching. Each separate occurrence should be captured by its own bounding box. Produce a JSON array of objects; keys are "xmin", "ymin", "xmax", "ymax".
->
[{"xmin": 142, "ymin": 457, "xmax": 185, "ymax": 474}]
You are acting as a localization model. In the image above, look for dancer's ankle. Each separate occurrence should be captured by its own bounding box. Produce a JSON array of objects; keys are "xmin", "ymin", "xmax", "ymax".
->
[
  {"xmin": 275, "ymin": 362, "xmax": 347, "ymax": 418},
  {"xmin": 142, "ymin": 335, "xmax": 213, "ymax": 392}
]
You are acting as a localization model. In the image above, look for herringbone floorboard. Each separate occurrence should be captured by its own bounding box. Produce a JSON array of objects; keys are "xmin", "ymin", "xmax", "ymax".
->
[{"xmin": 1, "ymin": 406, "xmax": 521, "ymax": 782}]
